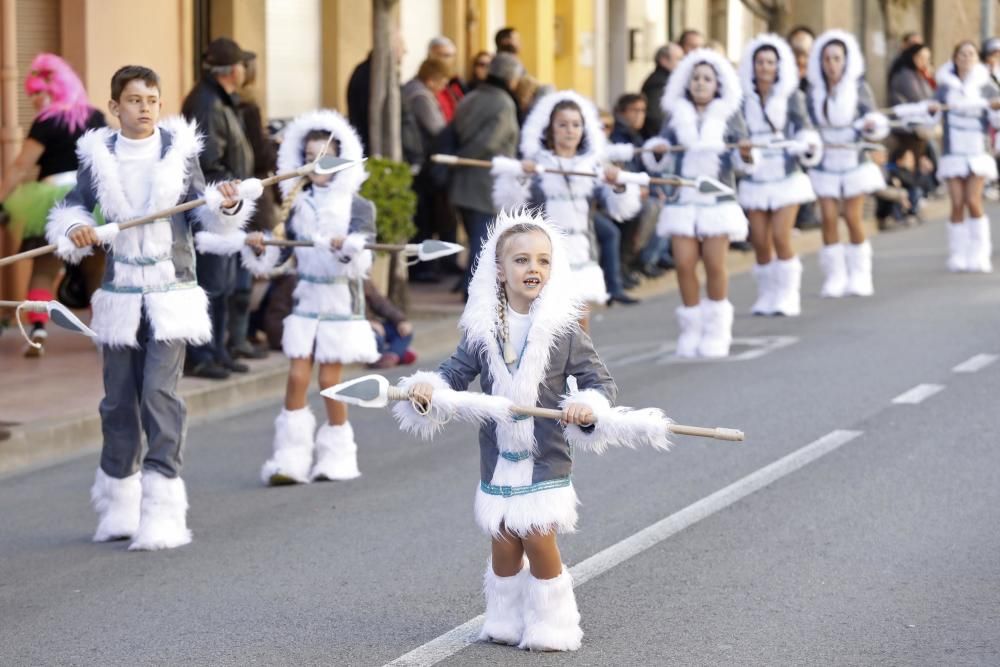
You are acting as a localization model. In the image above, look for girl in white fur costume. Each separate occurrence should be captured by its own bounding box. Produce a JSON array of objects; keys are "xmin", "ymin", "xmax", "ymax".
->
[
  {"xmin": 932, "ymin": 41, "xmax": 1000, "ymax": 273},
  {"xmin": 197, "ymin": 110, "xmax": 379, "ymax": 485},
  {"xmin": 399, "ymin": 210, "xmax": 670, "ymax": 651},
  {"xmin": 738, "ymin": 34, "xmax": 822, "ymax": 317},
  {"xmin": 491, "ymin": 90, "xmax": 641, "ymax": 330},
  {"xmin": 806, "ymin": 30, "xmax": 891, "ymax": 298},
  {"xmin": 639, "ymin": 48, "xmax": 754, "ymax": 358}
]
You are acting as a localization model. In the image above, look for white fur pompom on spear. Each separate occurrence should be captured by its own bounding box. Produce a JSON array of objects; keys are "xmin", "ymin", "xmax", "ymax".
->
[{"xmin": 322, "ymin": 374, "xmax": 744, "ymax": 447}]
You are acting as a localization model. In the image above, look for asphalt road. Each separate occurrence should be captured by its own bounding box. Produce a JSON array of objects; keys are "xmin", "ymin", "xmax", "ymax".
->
[{"xmin": 2, "ymin": 212, "xmax": 999, "ymax": 666}]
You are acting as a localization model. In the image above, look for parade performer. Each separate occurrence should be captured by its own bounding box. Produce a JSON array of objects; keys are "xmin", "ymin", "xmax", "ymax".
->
[
  {"xmin": 46, "ymin": 65, "xmax": 258, "ymax": 550},
  {"xmin": 933, "ymin": 41, "xmax": 1000, "ymax": 272},
  {"xmin": 197, "ymin": 110, "xmax": 379, "ymax": 485},
  {"xmin": 806, "ymin": 30, "xmax": 890, "ymax": 298},
  {"xmin": 490, "ymin": 90, "xmax": 641, "ymax": 330},
  {"xmin": 397, "ymin": 209, "xmax": 668, "ymax": 652},
  {"xmin": 639, "ymin": 49, "xmax": 753, "ymax": 357},
  {"xmin": 0, "ymin": 53, "xmax": 105, "ymax": 354},
  {"xmin": 737, "ymin": 34, "xmax": 822, "ymax": 316}
]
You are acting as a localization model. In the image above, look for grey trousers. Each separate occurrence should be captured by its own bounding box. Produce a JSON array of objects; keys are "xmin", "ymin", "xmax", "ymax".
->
[{"xmin": 99, "ymin": 315, "xmax": 187, "ymax": 480}]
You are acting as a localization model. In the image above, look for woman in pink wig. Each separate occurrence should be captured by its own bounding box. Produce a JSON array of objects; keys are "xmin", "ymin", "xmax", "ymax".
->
[{"xmin": 0, "ymin": 53, "xmax": 105, "ymax": 355}]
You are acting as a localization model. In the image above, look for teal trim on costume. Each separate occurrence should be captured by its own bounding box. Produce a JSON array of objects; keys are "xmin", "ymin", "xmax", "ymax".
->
[
  {"xmin": 479, "ymin": 476, "xmax": 571, "ymax": 497},
  {"xmin": 297, "ymin": 273, "xmax": 350, "ymax": 284},
  {"xmin": 291, "ymin": 310, "xmax": 366, "ymax": 321},
  {"xmin": 500, "ymin": 450, "xmax": 532, "ymax": 462},
  {"xmin": 100, "ymin": 280, "xmax": 198, "ymax": 294},
  {"xmin": 113, "ymin": 254, "xmax": 172, "ymax": 266}
]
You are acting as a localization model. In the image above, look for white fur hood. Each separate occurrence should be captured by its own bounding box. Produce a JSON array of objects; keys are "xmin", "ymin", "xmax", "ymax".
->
[
  {"xmin": 276, "ymin": 109, "xmax": 368, "ymax": 197},
  {"xmin": 739, "ymin": 33, "xmax": 799, "ymax": 129},
  {"xmin": 519, "ymin": 90, "xmax": 607, "ymax": 160}
]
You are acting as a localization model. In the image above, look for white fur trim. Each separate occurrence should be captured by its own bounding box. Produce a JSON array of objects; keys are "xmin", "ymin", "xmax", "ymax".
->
[
  {"xmin": 740, "ymin": 34, "xmax": 799, "ymax": 128},
  {"xmin": 491, "ymin": 156, "xmax": 525, "ymax": 176},
  {"xmin": 966, "ymin": 215, "xmax": 993, "ymax": 273},
  {"xmin": 861, "ymin": 112, "xmax": 890, "ymax": 141},
  {"xmin": 663, "ymin": 48, "xmax": 743, "ymax": 121},
  {"xmin": 492, "ymin": 171, "xmax": 531, "ymax": 211},
  {"xmin": 87, "ymin": 289, "xmax": 143, "ymax": 348},
  {"xmin": 793, "ymin": 129, "xmax": 823, "ymax": 167},
  {"xmin": 662, "ymin": 49, "xmax": 742, "ymax": 162},
  {"xmin": 91, "ymin": 468, "xmax": 141, "ymax": 542},
  {"xmin": 197, "ymin": 181, "xmax": 257, "ymax": 233},
  {"xmin": 519, "ymin": 568, "xmax": 583, "ymax": 652},
  {"xmin": 276, "ymin": 109, "xmax": 368, "ymax": 197},
  {"xmin": 571, "ymin": 261, "xmax": 609, "ymax": 304},
  {"xmin": 936, "ymin": 61, "xmax": 990, "ymax": 97},
  {"xmin": 738, "ymin": 171, "xmax": 816, "ymax": 210},
  {"xmin": 771, "ymin": 255, "xmax": 802, "ymax": 317},
  {"xmin": 146, "ymin": 286, "xmax": 212, "ymax": 345},
  {"xmin": 606, "ymin": 142, "xmax": 638, "ymax": 163},
  {"xmin": 240, "ymin": 243, "xmax": 281, "ymax": 275},
  {"xmin": 844, "ymin": 240, "xmax": 875, "ymax": 295},
  {"xmin": 280, "ymin": 314, "xmax": 379, "ymax": 363},
  {"xmin": 561, "ymin": 388, "xmax": 671, "ymax": 454},
  {"xmin": 480, "ymin": 560, "xmax": 529, "ymax": 645},
  {"xmin": 194, "ymin": 230, "xmax": 247, "ymax": 255},
  {"xmin": 675, "ymin": 304, "xmax": 701, "ymax": 358},
  {"xmin": 47, "ymin": 205, "xmax": 96, "ymax": 263},
  {"xmin": 657, "ymin": 201, "xmax": 748, "ymax": 241},
  {"xmin": 474, "ymin": 480, "xmax": 580, "ymax": 537},
  {"xmin": 947, "ymin": 222, "xmax": 970, "ymax": 272},
  {"xmin": 310, "ymin": 421, "xmax": 361, "ymax": 481},
  {"xmin": 640, "ymin": 137, "xmax": 673, "ymax": 173},
  {"xmin": 602, "ymin": 182, "xmax": 641, "ymax": 221},
  {"xmin": 937, "ymin": 154, "xmax": 998, "ymax": 180},
  {"xmin": 336, "ymin": 233, "xmax": 373, "ymax": 280},
  {"xmin": 615, "ymin": 171, "xmax": 650, "ymax": 187},
  {"xmin": 128, "ymin": 471, "xmax": 192, "ymax": 551},
  {"xmin": 261, "ymin": 407, "xmax": 315, "ymax": 485},
  {"xmin": 697, "ymin": 298, "xmax": 734, "ymax": 358},
  {"xmin": 520, "ymin": 90, "xmax": 607, "ymax": 159},
  {"xmin": 809, "ymin": 161, "xmax": 886, "ymax": 198},
  {"xmin": 808, "ymin": 30, "xmax": 865, "ymax": 127},
  {"xmin": 392, "ymin": 370, "xmax": 514, "ymax": 440},
  {"xmin": 750, "ymin": 262, "xmax": 777, "ymax": 315}
]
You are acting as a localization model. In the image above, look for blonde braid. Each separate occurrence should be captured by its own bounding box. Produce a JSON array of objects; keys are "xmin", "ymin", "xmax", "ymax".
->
[
  {"xmin": 498, "ymin": 281, "xmax": 517, "ymax": 365},
  {"xmin": 275, "ymin": 176, "xmax": 310, "ymax": 234}
]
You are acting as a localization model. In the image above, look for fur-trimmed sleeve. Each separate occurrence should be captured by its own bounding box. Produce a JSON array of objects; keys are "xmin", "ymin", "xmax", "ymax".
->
[
  {"xmin": 726, "ymin": 113, "xmax": 758, "ymax": 175},
  {"xmin": 335, "ymin": 196, "xmax": 376, "ymax": 279},
  {"xmin": 491, "ymin": 156, "xmax": 530, "ymax": 211},
  {"xmin": 46, "ymin": 166, "xmax": 100, "ymax": 264},
  {"xmin": 598, "ymin": 180, "xmax": 641, "ymax": 221},
  {"xmin": 187, "ymin": 154, "xmax": 261, "ymax": 234},
  {"xmin": 640, "ymin": 136, "xmax": 673, "ymax": 174}
]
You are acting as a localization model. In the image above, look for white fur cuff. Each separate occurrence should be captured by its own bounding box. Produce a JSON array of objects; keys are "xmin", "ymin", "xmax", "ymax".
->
[
  {"xmin": 47, "ymin": 204, "xmax": 96, "ymax": 264},
  {"xmin": 861, "ymin": 112, "xmax": 890, "ymax": 141},
  {"xmin": 198, "ymin": 182, "xmax": 258, "ymax": 233},
  {"xmin": 392, "ymin": 371, "xmax": 514, "ymax": 440},
  {"xmin": 195, "ymin": 230, "xmax": 247, "ymax": 255},
  {"xmin": 607, "ymin": 142, "xmax": 638, "ymax": 163},
  {"xmin": 340, "ymin": 232, "xmax": 367, "ymax": 257},
  {"xmin": 491, "ymin": 156, "xmax": 525, "ymax": 177},
  {"xmin": 492, "ymin": 173, "xmax": 531, "ymax": 211},
  {"xmin": 240, "ymin": 243, "xmax": 280, "ymax": 275},
  {"xmin": 733, "ymin": 147, "xmax": 761, "ymax": 175},
  {"xmin": 616, "ymin": 170, "xmax": 650, "ymax": 186},
  {"xmin": 793, "ymin": 129, "xmax": 823, "ymax": 168},
  {"xmin": 603, "ymin": 182, "xmax": 641, "ymax": 221},
  {"xmin": 561, "ymin": 388, "xmax": 672, "ymax": 454},
  {"xmin": 640, "ymin": 137, "xmax": 673, "ymax": 173}
]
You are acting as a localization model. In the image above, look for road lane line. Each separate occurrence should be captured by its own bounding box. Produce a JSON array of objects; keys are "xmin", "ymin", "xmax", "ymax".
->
[
  {"xmin": 891, "ymin": 384, "xmax": 945, "ymax": 405},
  {"xmin": 383, "ymin": 429, "xmax": 864, "ymax": 667},
  {"xmin": 952, "ymin": 353, "xmax": 998, "ymax": 374}
]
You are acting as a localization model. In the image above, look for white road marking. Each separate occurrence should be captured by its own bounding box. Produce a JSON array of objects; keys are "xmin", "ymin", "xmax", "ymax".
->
[
  {"xmin": 383, "ymin": 429, "xmax": 864, "ymax": 667},
  {"xmin": 891, "ymin": 384, "xmax": 945, "ymax": 405},
  {"xmin": 952, "ymin": 353, "xmax": 998, "ymax": 374},
  {"xmin": 602, "ymin": 336, "xmax": 799, "ymax": 368}
]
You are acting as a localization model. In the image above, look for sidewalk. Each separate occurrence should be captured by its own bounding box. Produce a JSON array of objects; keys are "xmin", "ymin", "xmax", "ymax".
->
[{"xmin": 0, "ymin": 200, "xmax": 947, "ymax": 475}]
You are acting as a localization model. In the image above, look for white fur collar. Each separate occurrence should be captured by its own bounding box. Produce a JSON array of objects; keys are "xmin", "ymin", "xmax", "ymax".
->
[
  {"xmin": 661, "ymin": 48, "xmax": 742, "ymax": 153},
  {"xmin": 277, "ymin": 109, "xmax": 368, "ymax": 197},
  {"xmin": 460, "ymin": 209, "xmax": 584, "ymax": 451},
  {"xmin": 740, "ymin": 33, "xmax": 798, "ymax": 130},
  {"xmin": 936, "ymin": 61, "xmax": 990, "ymax": 101},
  {"xmin": 519, "ymin": 89, "xmax": 607, "ymax": 160},
  {"xmin": 808, "ymin": 29, "xmax": 865, "ymax": 127},
  {"xmin": 75, "ymin": 115, "xmax": 202, "ymax": 223}
]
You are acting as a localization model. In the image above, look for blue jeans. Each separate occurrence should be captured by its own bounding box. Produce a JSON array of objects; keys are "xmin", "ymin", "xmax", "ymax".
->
[
  {"xmin": 374, "ymin": 321, "xmax": 414, "ymax": 357},
  {"xmin": 188, "ymin": 252, "xmax": 236, "ymax": 367},
  {"xmin": 593, "ymin": 211, "xmax": 625, "ymax": 296},
  {"xmin": 458, "ymin": 207, "xmax": 494, "ymax": 294}
]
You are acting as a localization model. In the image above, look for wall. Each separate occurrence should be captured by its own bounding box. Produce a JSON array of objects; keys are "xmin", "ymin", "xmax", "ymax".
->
[
  {"xmin": 265, "ymin": 0, "xmax": 321, "ymax": 119},
  {"xmin": 400, "ymin": 0, "xmax": 442, "ymax": 82}
]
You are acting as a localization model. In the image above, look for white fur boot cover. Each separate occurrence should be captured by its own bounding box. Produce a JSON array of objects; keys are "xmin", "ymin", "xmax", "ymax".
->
[
  {"xmin": 519, "ymin": 567, "xmax": 583, "ymax": 652},
  {"xmin": 819, "ymin": 244, "xmax": 848, "ymax": 298},
  {"xmin": 772, "ymin": 256, "xmax": 802, "ymax": 316},
  {"xmin": 310, "ymin": 422, "xmax": 361, "ymax": 481},
  {"xmin": 128, "ymin": 471, "xmax": 192, "ymax": 551},
  {"xmin": 91, "ymin": 467, "xmax": 142, "ymax": 542},
  {"xmin": 751, "ymin": 262, "xmax": 776, "ymax": 315},
  {"xmin": 261, "ymin": 407, "xmax": 316, "ymax": 485},
  {"xmin": 675, "ymin": 304, "xmax": 702, "ymax": 358},
  {"xmin": 479, "ymin": 559, "xmax": 530, "ymax": 645},
  {"xmin": 845, "ymin": 240, "xmax": 874, "ymax": 296},
  {"xmin": 947, "ymin": 222, "xmax": 970, "ymax": 272},
  {"xmin": 697, "ymin": 299, "xmax": 734, "ymax": 358},
  {"xmin": 966, "ymin": 216, "xmax": 993, "ymax": 273}
]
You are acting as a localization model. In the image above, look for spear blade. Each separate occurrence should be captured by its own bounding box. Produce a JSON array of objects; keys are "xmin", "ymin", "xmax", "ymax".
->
[{"xmin": 321, "ymin": 374, "xmax": 392, "ymax": 408}]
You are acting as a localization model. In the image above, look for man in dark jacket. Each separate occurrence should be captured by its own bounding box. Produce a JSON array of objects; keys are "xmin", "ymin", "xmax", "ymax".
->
[
  {"xmin": 182, "ymin": 37, "xmax": 255, "ymax": 379},
  {"xmin": 640, "ymin": 43, "xmax": 683, "ymax": 138}
]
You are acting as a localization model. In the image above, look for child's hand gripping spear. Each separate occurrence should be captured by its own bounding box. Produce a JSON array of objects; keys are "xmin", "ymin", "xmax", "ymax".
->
[
  {"xmin": 321, "ymin": 374, "xmax": 744, "ymax": 448},
  {"xmin": 0, "ymin": 155, "xmax": 363, "ymax": 268}
]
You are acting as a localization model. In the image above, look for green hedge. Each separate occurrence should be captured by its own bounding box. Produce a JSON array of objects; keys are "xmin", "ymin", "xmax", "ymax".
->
[{"xmin": 360, "ymin": 157, "xmax": 417, "ymax": 244}]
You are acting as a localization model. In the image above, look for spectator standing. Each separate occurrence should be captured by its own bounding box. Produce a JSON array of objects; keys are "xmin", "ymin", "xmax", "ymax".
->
[
  {"xmin": 678, "ymin": 29, "xmax": 704, "ymax": 54},
  {"xmin": 495, "ymin": 27, "xmax": 521, "ymax": 55},
  {"xmin": 427, "ymin": 36, "xmax": 465, "ymax": 122},
  {"xmin": 467, "ymin": 51, "xmax": 493, "ymax": 90},
  {"xmin": 640, "ymin": 43, "xmax": 684, "ymax": 138}
]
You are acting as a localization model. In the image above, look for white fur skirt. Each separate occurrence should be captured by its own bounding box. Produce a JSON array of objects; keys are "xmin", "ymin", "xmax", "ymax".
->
[
  {"xmin": 474, "ymin": 479, "xmax": 580, "ymax": 537},
  {"xmin": 738, "ymin": 171, "xmax": 816, "ymax": 211},
  {"xmin": 281, "ymin": 314, "xmax": 380, "ymax": 364},
  {"xmin": 937, "ymin": 153, "xmax": 998, "ymax": 181},
  {"xmin": 656, "ymin": 201, "xmax": 749, "ymax": 241},
  {"xmin": 809, "ymin": 162, "xmax": 886, "ymax": 199},
  {"xmin": 90, "ymin": 284, "xmax": 211, "ymax": 348},
  {"xmin": 572, "ymin": 261, "xmax": 610, "ymax": 304}
]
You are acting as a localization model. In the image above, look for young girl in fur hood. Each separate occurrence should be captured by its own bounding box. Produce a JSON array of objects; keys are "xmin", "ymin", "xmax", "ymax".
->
[
  {"xmin": 931, "ymin": 41, "xmax": 1000, "ymax": 273},
  {"xmin": 806, "ymin": 30, "xmax": 890, "ymax": 299},
  {"xmin": 396, "ymin": 209, "xmax": 669, "ymax": 651},
  {"xmin": 738, "ymin": 34, "xmax": 822, "ymax": 317},
  {"xmin": 640, "ymin": 48, "xmax": 754, "ymax": 358},
  {"xmin": 197, "ymin": 110, "xmax": 379, "ymax": 485},
  {"xmin": 490, "ymin": 90, "xmax": 641, "ymax": 329}
]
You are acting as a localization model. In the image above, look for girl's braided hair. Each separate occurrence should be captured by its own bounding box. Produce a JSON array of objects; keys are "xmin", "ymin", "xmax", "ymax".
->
[{"xmin": 275, "ymin": 128, "xmax": 341, "ymax": 229}]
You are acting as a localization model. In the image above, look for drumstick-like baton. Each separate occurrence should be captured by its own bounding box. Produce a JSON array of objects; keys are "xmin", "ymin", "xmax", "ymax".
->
[{"xmin": 322, "ymin": 374, "xmax": 744, "ymax": 442}]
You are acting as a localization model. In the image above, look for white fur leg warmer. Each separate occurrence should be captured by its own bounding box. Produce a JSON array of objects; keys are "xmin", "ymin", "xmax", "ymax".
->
[
  {"xmin": 310, "ymin": 421, "xmax": 361, "ymax": 481},
  {"xmin": 560, "ymin": 388, "xmax": 671, "ymax": 454},
  {"xmin": 261, "ymin": 407, "xmax": 316, "ymax": 485},
  {"xmin": 128, "ymin": 471, "xmax": 193, "ymax": 551},
  {"xmin": 519, "ymin": 567, "xmax": 583, "ymax": 652},
  {"xmin": 392, "ymin": 371, "xmax": 513, "ymax": 440},
  {"xmin": 479, "ymin": 558, "xmax": 530, "ymax": 645},
  {"xmin": 91, "ymin": 468, "xmax": 142, "ymax": 542}
]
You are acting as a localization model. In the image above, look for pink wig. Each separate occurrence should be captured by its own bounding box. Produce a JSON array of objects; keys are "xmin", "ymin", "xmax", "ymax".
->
[{"xmin": 24, "ymin": 53, "xmax": 93, "ymax": 133}]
